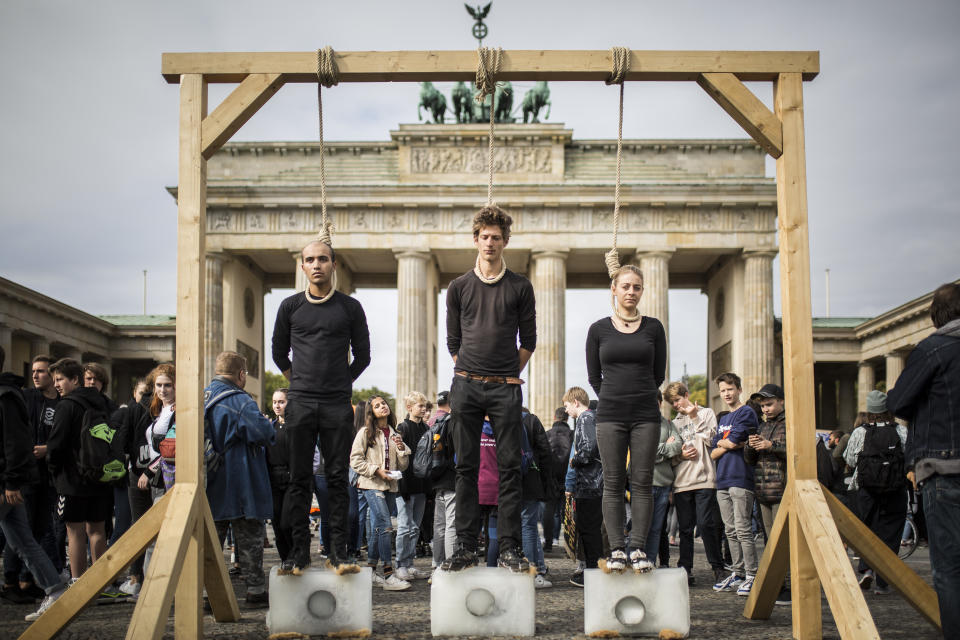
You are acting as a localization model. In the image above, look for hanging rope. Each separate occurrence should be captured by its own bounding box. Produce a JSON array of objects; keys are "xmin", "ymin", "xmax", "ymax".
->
[
  {"xmin": 475, "ymin": 46, "xmax": 503, "ymax": 206},
  {"xmin": 306, "ymin": 46, "xmax": 340, "ymax": 304},
  {"xmin": 603, "ymin": 46, "xmax": 630, "ymax": 279}
]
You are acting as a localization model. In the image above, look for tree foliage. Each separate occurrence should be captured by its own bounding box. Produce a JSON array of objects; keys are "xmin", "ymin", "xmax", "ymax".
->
[
  {"xmin": 352, "ymin": 387, "xmax": 397, "ymax": 417},
  {"xmin": 687, "ymin": 374, "xmax": 708, "ymax": 407},
  {"xmin": 262, "ymin": 371, "xmax": 288, "ymax": 416}
]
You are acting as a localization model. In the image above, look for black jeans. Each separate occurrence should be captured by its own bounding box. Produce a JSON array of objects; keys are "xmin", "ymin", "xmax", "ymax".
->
[
  {"xmin": 575, "ymin": 496, "xmax": 603, "ymax": 568},
  {"xmin": 449, "ymin": 376, "xmax": 523, "ymax": 551},
  {"xmin": 270, "ymin": 485, "xmax": 292, "ymax": 562},
  {"xmin": 856, "ymin": 486, "xmax": 907, "ymax": 589},
  {"xmin": 674, "ymin": 488, "xmax": 725, "ymax": 572},
  {"xmin": 282, "ymin": 397, "xmax": 354, "ymax": 566}
]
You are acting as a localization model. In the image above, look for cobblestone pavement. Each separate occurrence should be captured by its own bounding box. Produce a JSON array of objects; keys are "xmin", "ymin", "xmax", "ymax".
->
[{"xmin": 0, "ymin": 535, "xmax": 942, "ymax": 639}]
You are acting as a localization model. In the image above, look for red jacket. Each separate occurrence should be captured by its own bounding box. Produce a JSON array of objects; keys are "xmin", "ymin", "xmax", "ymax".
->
[{"xmin": 478, "ymin": 422, "xmax": 498, "ymax": 505}]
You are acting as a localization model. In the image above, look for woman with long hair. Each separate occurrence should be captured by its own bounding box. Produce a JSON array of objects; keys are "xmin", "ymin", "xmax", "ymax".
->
[
  {"xmin": 586, "ymin": 264, "xmax": 667, "ymax": 573},
  {"xmin": 144, "ymin": 364, "xmax": 176, "ymax": 494},
  {"xmin": 349, "ymin": 396, "xmax": 411, "ymax": 590}
]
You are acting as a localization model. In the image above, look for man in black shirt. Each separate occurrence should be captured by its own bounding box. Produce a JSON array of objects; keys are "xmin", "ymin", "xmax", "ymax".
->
[
  {"xmin": 442, "ymin": 205, "xmax": 537, "ymax": 572},
  {"xmin": 272, "ymin": 240, "xmax": 371, "ymax": 574}
]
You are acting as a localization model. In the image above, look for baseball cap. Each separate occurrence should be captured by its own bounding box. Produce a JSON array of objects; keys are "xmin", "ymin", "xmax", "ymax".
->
[{"xmin": 750, "ymin": 383, "xmax": 784, "ymax": 401}]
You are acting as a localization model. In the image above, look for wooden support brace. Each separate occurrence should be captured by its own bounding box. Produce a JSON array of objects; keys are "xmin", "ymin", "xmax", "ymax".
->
[
  {"xmin": 794, "ymin": 480, "xmax": 880, "ymax": 639},
  {"xmin": 200, "ymin": 489, "xmax": 241, "ymax": 621},
  {"xmin": 822, "ymin": 486, "xmax": 941, "ymax": 630},
  {"xmin": 697, "ymin": 72, "xmax": 783, "ymax": 157},
  {"xmin": 789, "ymin": 490, "xmax": 822, "ymax": 639},
  {"xmin": 126, "ymin": 483, "xmax": 200, "ymax": 640},
  {"xmin": 201, "ymin": 72, "xmax": 285, "ymax": 159},
  {"xmin": 175, "ymin": 515, "xmax": 204, "ymax": 638},
  {"xmin": 19, "ymin": 491, "xmax": 172, "ymax": 640},
  {"xmin": 743, "ymin": 489, "xmax": 792, "ymax": 619}
]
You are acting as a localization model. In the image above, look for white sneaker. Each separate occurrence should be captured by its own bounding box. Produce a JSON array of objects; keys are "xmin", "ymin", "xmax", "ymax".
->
[
  {"xmin": 737, "ymin": 575, "xmax": 755, "ymax": 596},
  {"xmin": 629, "ymin": 549, "xmax": 655, "ymax": 573},
  {"xmin": 394, "ymin": 566, "xmax": 410, "ymax": 581},
  {"xmin": 382, "ymin": 573, "xmax": 411, "ymax": 591},
  {"xmin": 405, "ymin": 567, "xmax": 426, "ymax": 580},
  {"xmin": 534, "ymin": 574, "xmax": 553, "ymax": 589},
  {"xmin": 371, "ymin": 572, "xmax": 386, "ymax": 587},
  {"xmin": 25, "ymin": 588, "xmax": 65, "ymax": 622},
  {"xmin": 119, "ymin": 577, "xmax": 140, "ymax": 596}
]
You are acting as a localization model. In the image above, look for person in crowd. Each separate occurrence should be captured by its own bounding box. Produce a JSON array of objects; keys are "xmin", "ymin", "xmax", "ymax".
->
[
  {"xmin": 542, "ymin": 406, "xmax": 571, "ymax": 552},
  {"xmin": 45, "ymin": 358, "xmax": 113, "ymax": 583},
  {"xmin": 644, "ymin": 390, "xmax": 682, "ymax": 577},
  {"xmin": 349, "ymin": 396, "xmax": 411, "ymax": 590},
  {"xmin": 744, "ymin": 383, "xmax": 790, "ymax": 605},
  {"xmin": 665, "ymin": 381, "xmax": 725, "ymax": 586},
  {"xmin": 0, "ymin": 346, "xmax": 68, "ymax": 622},
  {"xmin": 585, "ymin": 263, "xmax": 666, "ymax": 574},
  {"xmin": 887, "ymin": 282, "xmax": 960, "ymax": 631},
  {"xmin": 520, "ymin": 407, "xmax": 554, "ymax": 588},
  {"xmin": 428, "ymin": 391, "xmax": 456, "ymax": 574},
  {"xmin": 272, "ymin": 239, "xmax": 371, "ymax": 574},
  {"xmin": 82, "ymin": 363, "xmax": 117, "ymax": 415},
  {"xmin": 844, "ymin": 390, "xmax": 908, "ymax": 595},
  {"xmin": 352, "ymin": 400, "xmax": 370, "ymax": 558},
  {"xmin": 443, "ymin": 205, "xmax": 537, "ymax": 573},
  {"xmin": 145, "ymin": 366, "xmax": 176, "ymax": 493},
  {"xmin": 477, "ymin": 417, "xmax": 500, "ymax": 567},
  {"xmin": 203, "ymin": 352, "xmax": 274, "ymax": 607},
  {"xmin": 563, "ymin": 387, "xmax": 602, "ymax": 587},
  {"xmin": 710, "ymin": 372, "xmax": 759, "ymax": 596},
  {"xmin": 396, "ymin": 391, "xmax": 429, "ymax": 581},
  {"xmin": 266, "ymin": 388, "xmax": 292, "ymax": 566},
  {"xmin": 116, "ymin": 374, "xmax": 154, "ymax": 599}
]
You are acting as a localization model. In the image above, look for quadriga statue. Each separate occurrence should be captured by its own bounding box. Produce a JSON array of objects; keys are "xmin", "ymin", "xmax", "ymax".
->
[{"xmin": 522, "ymin": 81, "xmax": 551, "ymax": 123}]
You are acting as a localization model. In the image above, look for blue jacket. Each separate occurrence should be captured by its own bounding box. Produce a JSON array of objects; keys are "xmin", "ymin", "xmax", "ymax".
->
[
  {"xmin": 888, "ymin": 319, "xmax": 960, "ymax": 470},
  {"xmin": 204, "ymin": 377, "xmax": 275, "ymax": 521},
  {"xmin": 711, "ymin": 405, "xmax": 757, "ymax": 491}
]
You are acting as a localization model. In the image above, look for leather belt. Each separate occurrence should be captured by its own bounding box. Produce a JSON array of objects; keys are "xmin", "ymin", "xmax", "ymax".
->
[{"xmin": 455, "ymin": 371, "xmax": 525, "ymax": 385}]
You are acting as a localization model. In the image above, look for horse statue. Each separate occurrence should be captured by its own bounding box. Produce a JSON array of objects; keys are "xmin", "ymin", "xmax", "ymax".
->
[
  {"xmin": 418, "ymin": 82, "xmax": 447, "ymax": 124},
  {"xmin": 471, "ymin": 86, "xmax": 491, "ymax": 123},
  {"xmin": 493, "ymin": 81, "xmax": 513, "ymax": 123},
  {"xmin": 522, "ymin": 81, "xmax": 551, "ymax": 123},
  {"xmin": 451, "ymin": 81, "xmax": 473, "ymax": 123}
]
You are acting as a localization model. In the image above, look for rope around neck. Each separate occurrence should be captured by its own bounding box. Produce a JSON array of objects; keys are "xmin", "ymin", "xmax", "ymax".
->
[
  {"xmin": 305, "ymin": 271, "xmax": 338, "ymax": 305},
  {"xmin": 474, "ymin": 255, "xmax": 507, "ymax": 285},
  {"xmin": 603, "ymin": 46, "xmax": 630, "ymax": 279},
  {"xmin": 316, "ymin": 46, "xmax": 339, "ymax": 247},
  {"xmin": 610, "ymin": 292, "xmax": 641, "ymax": 323},
  {"xmin": 476, "ymin": 47, "xmax": 503, "ymax": 206}
]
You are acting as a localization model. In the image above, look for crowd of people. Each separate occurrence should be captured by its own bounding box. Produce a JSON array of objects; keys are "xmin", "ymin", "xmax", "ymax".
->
[{"xmin": 0, "ymin": 204, "xmax": 956, "ymax": 636}]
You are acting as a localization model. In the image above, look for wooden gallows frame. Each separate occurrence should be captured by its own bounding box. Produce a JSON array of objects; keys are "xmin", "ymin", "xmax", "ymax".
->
[{"xmin": 21, "ymin": 49, "xmax": 941, "ymax": 640}]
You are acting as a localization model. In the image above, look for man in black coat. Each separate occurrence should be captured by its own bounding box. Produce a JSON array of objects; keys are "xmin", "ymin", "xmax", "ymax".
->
[{"xmin": 542, "ymin": 407, "xmax": 571, "ymax": 551}]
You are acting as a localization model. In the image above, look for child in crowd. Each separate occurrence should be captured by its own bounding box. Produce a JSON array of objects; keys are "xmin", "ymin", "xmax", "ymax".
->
[{"xmin": 563, "ymin": 387, "xmax": 603, "ymax": 587}]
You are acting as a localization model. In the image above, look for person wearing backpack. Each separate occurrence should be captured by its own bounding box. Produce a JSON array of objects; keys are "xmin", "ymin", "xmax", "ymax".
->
[
  {"xmin": 520, "ymin": 408, "xmax": 554, "ymax": 587},
  {"xmin": 563, "ymin": 387, "xmax": 603, "ymax": 587},
  {"xmin": 426, "ymin": 392, "xmax": 456, "ymax": 574},
  {"xmin": 45, "ymin": 358, "xmax": 113, "ymax": 583},
  {"xmin": 543, "ymin": 406, "xmax": 571, "ymax": 552},
  {"xmin": 395, "ymin": 391, "xmax": 430, "ymax": 581},
  {"xmin": 844, "ymin": 390, "xmax": 908, "ymax": 595}
]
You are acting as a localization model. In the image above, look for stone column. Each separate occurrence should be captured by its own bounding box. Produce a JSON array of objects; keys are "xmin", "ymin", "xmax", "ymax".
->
[
  {"xmin": 30, "ymin": 337, "xmax": 51, "ymax": 359},
  {"xmin": 395, "ymin": 249, "xmax": 431, "ymax": 412},
  {"xmin": 857, "ymin": 361, "xmax": 876, "ymax": 412},
  {"xmin": 885, "ymin": 352, "xmax": 907, "ymax": 392},
  {"xmin": 292, "ymin": 251, "xmax": 308, "ymax": 293},
  {"xmin": 838, "ymin": 375, "xmax": 857, "ymax": 431},
  {"xmin": 64, "ymin": 347, "xmax": 83, "ymax": 362},
  {"xmin": 0, "ymin": 326, "xmax": 12, "ymax": 371},
  {"xmin": 529, "ymin": 250, "xmax": 567, "ymax": 424},
  {"xmin": 204, "ymin": 253, "xmax": 225, "ymax": 384},
  {"xmin": 742, "ymin": 250, "xmax": 777, "ymax": 396},
  {"xmin": 820, "ymin": 375, "xmax": 837, "ymax": 429},
  {"xmin": 635, "ymin": 251, "xmax": 672, "ymax": 414}
]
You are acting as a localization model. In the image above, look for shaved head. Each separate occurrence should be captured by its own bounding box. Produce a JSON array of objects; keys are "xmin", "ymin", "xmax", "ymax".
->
[{"xmin": 301, "ymin": 240, "xmax": 335, "ymax": 262}]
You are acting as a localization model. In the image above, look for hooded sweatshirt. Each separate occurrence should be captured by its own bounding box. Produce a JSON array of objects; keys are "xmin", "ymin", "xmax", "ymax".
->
[
  {"xmin": 671, "ymin": 406, "xmax": 719, "ymax": 493},
  {"xmin": 46, "ymin": 386, "xmax": 112, "ymax": 497},
  {"xmin": 0, "ymin": 373, "xmax": 38, "ymax": 492}
]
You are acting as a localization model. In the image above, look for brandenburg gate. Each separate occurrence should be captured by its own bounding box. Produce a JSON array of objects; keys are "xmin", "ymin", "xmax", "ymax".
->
[{"xmin": 192, "ymin": 123, "xmax": 777, "ymax": 420}]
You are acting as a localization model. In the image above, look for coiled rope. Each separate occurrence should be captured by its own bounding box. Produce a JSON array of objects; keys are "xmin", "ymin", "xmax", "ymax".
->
[
  {"xmin": 603, "ymin": 46, "xmax": 630, "ymax": 279},
  {"xmin": 475, "ymin": 46, "xmax": 503, "ymax": 207}
]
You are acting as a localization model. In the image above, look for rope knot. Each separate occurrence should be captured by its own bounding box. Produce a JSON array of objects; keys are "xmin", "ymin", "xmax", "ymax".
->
[
  {"xmin": 604, "ymin": 249, "xmax": 622, "ymax": 279},
  {"xmin": 605, "ymin": 46, "xmax": 631, "ymax": 85},
  {"xmin": 475, "ymin": 47, "xmax": 503, "ymax": 103},
  {"xmin": 316, "ymin": 46, "xmax": 340, "ymax": 88}
]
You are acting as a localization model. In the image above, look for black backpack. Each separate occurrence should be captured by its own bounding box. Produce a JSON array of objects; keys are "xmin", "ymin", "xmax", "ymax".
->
[
  {"xmin": 856, "ymin": 423, "xmax": 905, "ymax": 492},
  {"xmin": 68, "ymin": 395, "xmax": 126, "ymax": 485},
  {"xmin": 413, "ymin": 413, "xmax": 453, "ymax": 480}
]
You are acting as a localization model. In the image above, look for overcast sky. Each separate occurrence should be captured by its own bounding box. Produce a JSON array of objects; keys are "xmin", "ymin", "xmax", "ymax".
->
[{"xmin": 2, "ymin": 1, "xmax": 958, "ymax": 400}]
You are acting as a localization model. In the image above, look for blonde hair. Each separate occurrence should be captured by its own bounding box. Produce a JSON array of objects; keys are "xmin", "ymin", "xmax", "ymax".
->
[
  {"xmin": 611, "ymin": 264, "xmax": 644, "ymax": 287},
  {"xmin": 664, "ymin": 381, "xmax": 689, "ymax": 403},
  {"xmin": 404, "ymin": 391, "xmax": 428, "ymax": 409},
  {"xmin": 215, "ymin": 351, "xmax": 246, "ymax": 378},
  {"xmin": 562, "ymin": 386, "xmax": 589, "ymax": 406}
]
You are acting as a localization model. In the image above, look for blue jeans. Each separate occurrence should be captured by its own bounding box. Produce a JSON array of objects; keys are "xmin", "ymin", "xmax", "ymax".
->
[
  {"xmin": 521, "ymin": 500, "xmax": 545, "ymax": 573},
  {"xmin": 922, "ymin": 474, "xmax": 960, "ymax": 636},
  {"xmin": 0, "ymin": 502, "xmax": 64, "ymax": 595},
  {"xmin": 644, "ymin": 485, "xmax": 671, "ymax": 561},
  {"xmin": 314, "ymin": 474, "xmax": 330, "ymax": 551},
  {"xmin": 485, "ymin": 509, "xmax": 499, "ymax": 567},
  {"xmin": 363, "ymin": 489, "xmax": 396, "ymax": 568},
  {"xmin": 108, "ymin": 484, "xmax": 132, "ymax": 546},
  {"xmin": 396, "ymin": 493, "xmax": 426, "ymax": 569}
]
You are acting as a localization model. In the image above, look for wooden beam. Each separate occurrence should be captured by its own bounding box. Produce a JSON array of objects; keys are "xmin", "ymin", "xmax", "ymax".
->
[
  {"xmin": 794, "ymin": 481, "xmax": 880, "ymax": 639},
  {"xmin": 743, "ymin": 489, "xmax": 792, "ymax": 620},
  {"xmin": 126, "ymin": 484, "xmax": 200, "ymax": 640},
  {"xmin": 789, "ymin": 494, "xmax": 822, "ymax": 638},
  {"xmin": 162, "ymin": 50, "xmax": 819, "ymax": 84},
  {"xmin": 823, "ymin": 486, "xmax": 941, "ymax": 630},
  {"xmin": 697, "ymin": 72, "xmax": 783, "ymax": 158},
  {"xmin": 175, "ymin": 516, "xmax": 204, "ymax": 639},
  {"xmin": 201, "ymin": 73, "xmax": 285, "ymax": 160},
  {"xmin": 19, "ymin": 491, "xmax": 171, "ymax": 639},
  {"xmin": 200, "ymin": 490, "xmax": 241, "ymax": 621}
]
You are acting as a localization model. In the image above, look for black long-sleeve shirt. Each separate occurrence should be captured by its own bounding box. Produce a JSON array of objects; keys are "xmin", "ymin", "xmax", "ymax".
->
[
  {"xmin": 272, "ymin": 291, "xmax": 371, "ymax": 403},
  {"xmin": 446, "ymin": 269, "xmax": 537, "ymax": 377},
  {"xmin": 586, "ymin": 316, "xmax": 666, "ymax": 424}
]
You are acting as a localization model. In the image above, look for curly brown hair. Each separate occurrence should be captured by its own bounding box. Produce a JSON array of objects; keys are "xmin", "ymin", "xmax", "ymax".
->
[{"xmin": 472, "ymin": 205, "xmax": 512, "ymax": 241}]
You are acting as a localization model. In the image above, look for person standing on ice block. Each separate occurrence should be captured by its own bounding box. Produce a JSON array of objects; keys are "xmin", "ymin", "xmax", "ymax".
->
[{"xmin": 442, "ymin": 205, "xmax": 537, "ymax": 573}]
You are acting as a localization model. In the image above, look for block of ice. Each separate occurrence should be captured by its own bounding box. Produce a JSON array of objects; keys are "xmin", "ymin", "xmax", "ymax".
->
[
  {"xmin": 583, "ymin": 568, "xmax": 690, "ymax": 637},
  {"xmin": 430, "ymin": 566, "xmax": 536, "ymax": 636},
  {"xmin": 265, "ymin": 565, "xmax": 373, "ymax": 636}
]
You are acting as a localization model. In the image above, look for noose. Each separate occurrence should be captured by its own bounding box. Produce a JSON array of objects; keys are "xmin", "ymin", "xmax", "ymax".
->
[
  {"xmin": 473, "ymin": 46, "xmax": 508, "ymax": 285},
  {"xmin": 306, "ymin": 46, "xmax": 340, "ymax": 304}
]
